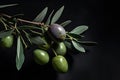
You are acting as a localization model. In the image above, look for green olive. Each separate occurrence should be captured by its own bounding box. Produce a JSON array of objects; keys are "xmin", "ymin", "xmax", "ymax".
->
[
  {"xmin": 1, "ymin": 35, "xmax": 13, "ymax": 48},
  {"xmin": 53, "ymin": 42, "xmax": 67, "ymax": 56},
  {"xmin": 33, "ymin": 49, "xmax": 49, "ymax": 65},
  {"xmin": 52, "ymin": 55, "xmax": 68, "ymax": 73}
]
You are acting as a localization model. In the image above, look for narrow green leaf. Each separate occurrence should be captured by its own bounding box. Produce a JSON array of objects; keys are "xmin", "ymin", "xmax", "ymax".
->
[
  {"xmin": 18, "ymin": 25, "xmax": 42, "ymax": 30},
  {"xmin": 30, "ymin": 36, "xmax": 46, "ymax": 45},
  {"xmin": 51, "ymin": 6, "xmax": 64, "ymax": 24},
  {"xmin": 77, "ymin": 41, "xmax": 97, "ymax": 46},
  {"xmin": 60, "ymin": 20, "xmax": 72, "ymax": 27},
  {"xmin": 33, "ymin": 7, "xmax": 48, "ymax": 22},
  {"xmin": 23, "ymin": 31, "xmax": 32, "ymax": 44},
  {"xmin": 64, "ymin": 41, "xmax": 72, "ymax": 49},
  {"xmin": 12, "ymin": 14, "xmax": 24, "ymax": 18},
  {"xmin": 45, "ymin": 10, "xmax": 54, "ymax": 25},
  {"xmin": 67, "ymin": 33, "xmax": 84, "ymax": 40},
  {"xmin": 70, "ymin": 25, "xmax": 88, "ymax": 35},
  {"xmin": 0, "ymin": 4, "xmax": 18, "ymax": 8},
  {"xmin": 16, "ymin": 36, "xmax": 25, "ymax": 70},
  {"xmin": 0, "ymin": 29, "xmax": 14, "ymax": 38},
  {"xmin": 72, "ymin": 40, "xmax": 85, "ymax": 52}
]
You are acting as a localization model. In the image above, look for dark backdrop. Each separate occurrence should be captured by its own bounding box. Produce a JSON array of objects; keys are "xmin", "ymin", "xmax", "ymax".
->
[{"xmin": 0, "ymin": 0, "xmax": 117, "ymax": 80}]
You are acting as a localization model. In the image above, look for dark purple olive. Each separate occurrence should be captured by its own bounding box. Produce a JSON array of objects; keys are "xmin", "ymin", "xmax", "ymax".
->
[{"xmin": 48, "ymin": 24, "xmax": 66, "ymax": 41}]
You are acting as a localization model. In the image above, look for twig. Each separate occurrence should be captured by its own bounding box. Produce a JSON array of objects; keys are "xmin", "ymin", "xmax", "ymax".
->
[
  {"xmin": 0, "ymin": 13, "xmax": 44, "ymax": 26},
  {"xmin": 52, "ymin": 48, "xmax": 58, "ymax": 56}
]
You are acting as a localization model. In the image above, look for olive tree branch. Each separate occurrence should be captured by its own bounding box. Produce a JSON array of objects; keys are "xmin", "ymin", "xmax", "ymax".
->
[{"xmin": 0, "ymin": 13, "xmax": 45, "ymax": 26}]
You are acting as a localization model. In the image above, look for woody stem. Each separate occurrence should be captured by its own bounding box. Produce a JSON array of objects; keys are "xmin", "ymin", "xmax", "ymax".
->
[{"xmin": 0, "ymin": 13, "xmax": 44, "ymax": 26}]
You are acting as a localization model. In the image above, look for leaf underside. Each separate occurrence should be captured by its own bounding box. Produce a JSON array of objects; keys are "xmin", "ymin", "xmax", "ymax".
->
[
  {"xmin": 70, "ymin": 25, "xmax": 88, "ymax": 35},
  {"xmin": 72, "ymin": 40, "xmax": 85, "ymax": 53},
  {"xmin": 0, "ymin": 4, "xmax": 18, "ymax": 8},
  {"xmin": 33, "ymin": 7, "xmax": 48, "ymax": 22},
  {"xmin": 16, "ymin": 36, "xmax": 25, "ymax": 70},
  {"xmin": 60, "ymin": 20, "xmax": 72, "ymax": 27},
  {"xmin": 45, "ymin": 10, "xmax": 54, "ymax": 25},
  {"xmin": 51, "ymin": 6, "xmax": 64, "ymax": 24}
]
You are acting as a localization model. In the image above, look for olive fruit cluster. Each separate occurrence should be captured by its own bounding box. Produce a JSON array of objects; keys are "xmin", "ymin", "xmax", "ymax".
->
[
  {"xmin": 33, "ymin": 23, "xmax": 68, "ymax": 73},
  {"xmin": 0, "ymin": 4, "xmax": 96, "ymax": 72}
]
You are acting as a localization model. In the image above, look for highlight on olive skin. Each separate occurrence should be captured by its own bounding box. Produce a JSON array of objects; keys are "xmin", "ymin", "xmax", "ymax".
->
[
  {"xmin": 48, "ymin": 24, "xmax": 66, "ymax": 41},
  {"xmin": 0, "ymin": 35, "xmax": 14, "ymax": 48}
]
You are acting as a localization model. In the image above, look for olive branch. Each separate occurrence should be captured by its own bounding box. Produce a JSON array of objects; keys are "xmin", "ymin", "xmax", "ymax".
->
[{"xmin": 0, "ymin": 4, "xmax": 97, "ymax": 72}]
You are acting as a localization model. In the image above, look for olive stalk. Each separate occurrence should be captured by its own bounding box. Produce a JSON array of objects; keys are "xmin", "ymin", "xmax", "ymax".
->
[
  {"xmin": 14, "ymin": 23, "xmax": 20, "ymax": 34},
  {"xmin": 20, "ymin": 35, "xmax": 27, "ymax": 48},
  {"xmin": 0, "ymin": 18, "xmax": 8, "ymax": 30},
  {"xmin": 30, "ymin": 30, "xmax": 43, "ymax": 35},
  {"xmin": 14, "ymin": 23, "xmax": 27, "ymax": 48},
  {"xmin": 22, "ymin": 30, "xmax": 32, "ymax": 44},
  {"xmin": 52, "ymin": 48, "xmax": 58, "ymax": 56},
  {"xmin": 66, "ymin": 34, "xmax": 78, "ymax": 41},
  {"xmin": 0, "ymin": 13, "xmax": 45, "ymax": 26}
]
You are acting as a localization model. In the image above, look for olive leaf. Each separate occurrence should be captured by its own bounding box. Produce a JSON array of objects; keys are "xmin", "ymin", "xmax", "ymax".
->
[
  {"xmin": 0, "ymin": 4, "xmax": 18, "ymax": 8},
  {"xmin": 64, "ymin": 41, "xmax": 72, "ymax": 49},
  {"xmin": 18, "ymin": 25, "xmax": 42, "ymax": 30},
  {"xmin": 72, "ymin": 40, "xmax": 85, "ymax": 53},
  {"xmin": 67, "ymin": 33, "xmax": 84, "ymax": 40},
  {"xmin": 23, "ymin": 31, "xmax": 32, "ymax": 44},
  {"xmin": 45, "ymin": 10, "xmax": 54, "ymax": 25},
  {"xmin": 30, "ymin": 36, "xmax": 46, "ymax": 45},
  {"xmin": 33, "ymin": 7, "xmax": 48, "ymax": 22},
  {"xmin": 60, "ymin": 20, "xmax": 72, "ymax": 27},
  {"xmin": 51, "ymin": 6, "xmax": 64, "ymax": 24},
  {"xmin": 77, "ymin": 41, "xmax": 97, "ymax": 46},
  {"xmin": 16, "ymin": 36, "xmax": 25, "ymax": 70},
  {"xmin": 70, "ymin": 25, "xmax": 88, "ymax": 35},
  {"xmin": 0, "ymin": 29, "xmax": 14, "ymax": 38},
  {"xmin": 12, "ymin": 14, "xmax": 24, "ymax": 18}
]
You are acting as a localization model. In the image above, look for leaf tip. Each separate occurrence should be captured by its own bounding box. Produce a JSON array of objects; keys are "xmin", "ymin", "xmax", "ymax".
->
[{"xmin": 45, "ymin": 7, "xmax": 48, "ymax": 10}]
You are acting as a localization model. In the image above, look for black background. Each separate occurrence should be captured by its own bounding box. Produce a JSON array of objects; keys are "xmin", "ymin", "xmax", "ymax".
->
[{"xmin": 0, "ymin": 0, "xmax": 117, "ymax": 80}]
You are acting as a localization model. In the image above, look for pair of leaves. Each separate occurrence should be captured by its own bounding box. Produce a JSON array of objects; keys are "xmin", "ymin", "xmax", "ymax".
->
[
  {"xmin": 65, "ymin": 25, "xmax": 88, "ymax": 52},
  {"xmin": 0, "ymin": 4, "xmax": 18, "ymax": 9},
  {"xmin": 64, "ymin": 40, "xmax": 85, "ymax": 53},
  {"xmin": 65, "ymin": 25, "xmax": 97, "ymax": 53},
  {"xmin": 33, "ymin": 5, "xmax": 72, "ymax": 28},
  {"xmin": 65, "ymin": 40, "xmax": 97, "ymax": 53},
  {"xmin": 33, "ymin": 6, "xmax": 64, "ymax": 25}
]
